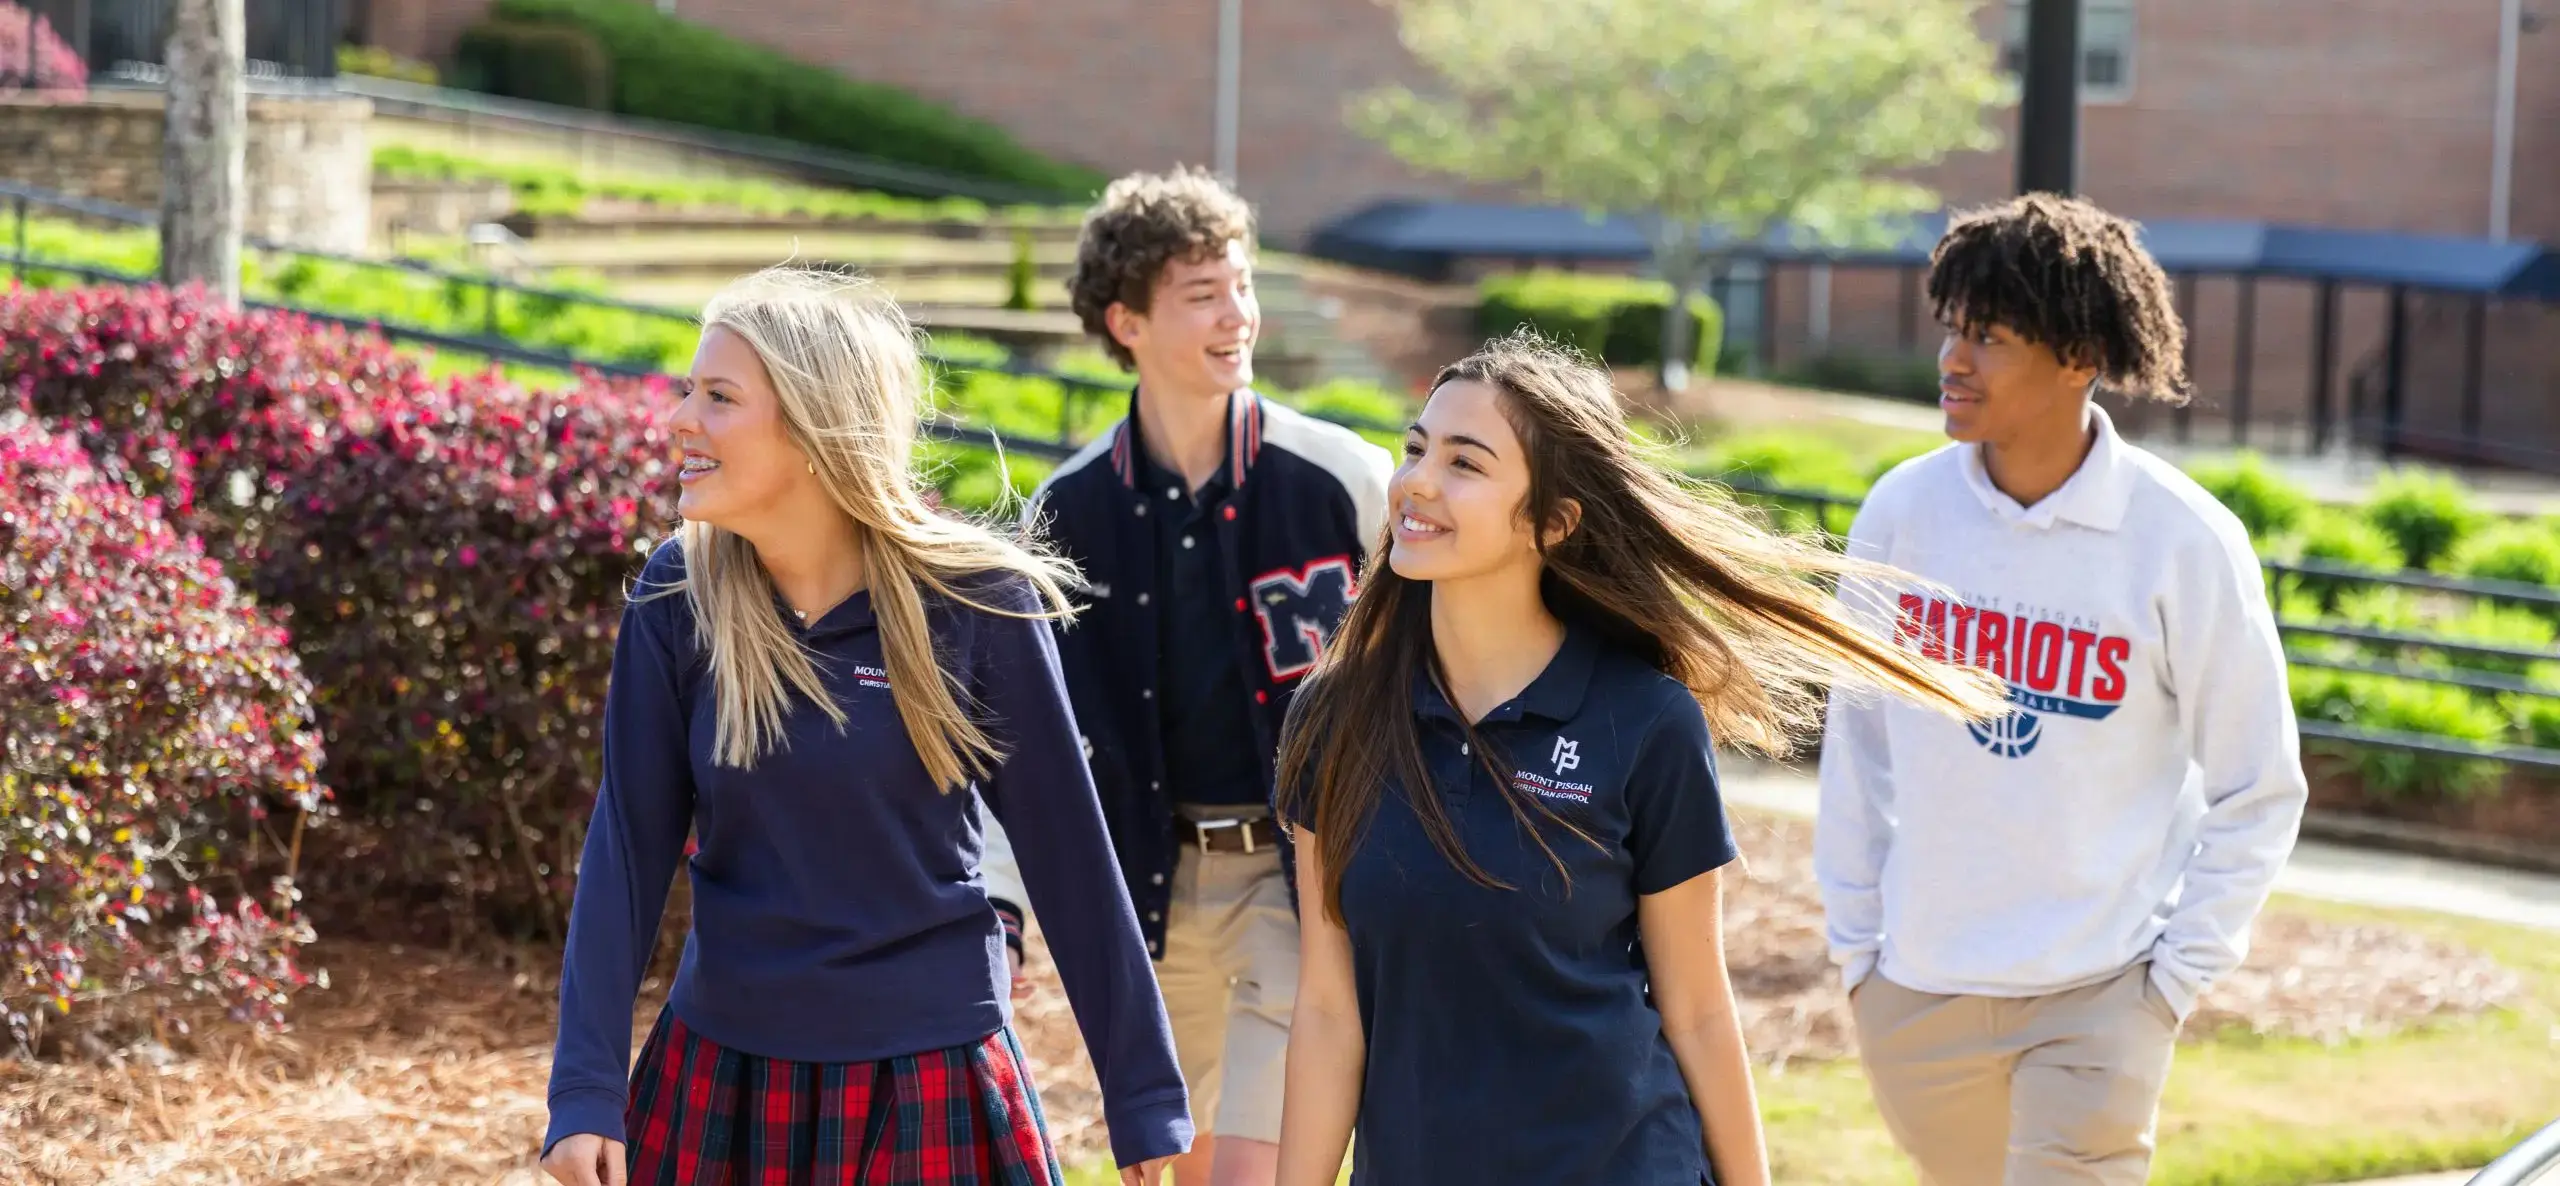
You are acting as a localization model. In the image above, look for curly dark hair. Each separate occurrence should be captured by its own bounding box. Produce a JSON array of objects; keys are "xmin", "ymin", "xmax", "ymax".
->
[
  {"xmin": 1926, "ymin": 194, "xmax": 2191, "ymax": 403},
  {"xmin": 1067, "ymin": 166, "xmax": 1258, "ymax": 368}
]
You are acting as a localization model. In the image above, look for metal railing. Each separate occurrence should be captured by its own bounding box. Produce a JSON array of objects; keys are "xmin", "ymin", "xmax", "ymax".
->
[
  {"xmin": 10, "ymin": 177, "xmax": 2560, "ymax": 774},
  {"xmin": 2466, "ymin": 1118, "xmax": 2560, "ymax": 1186}
]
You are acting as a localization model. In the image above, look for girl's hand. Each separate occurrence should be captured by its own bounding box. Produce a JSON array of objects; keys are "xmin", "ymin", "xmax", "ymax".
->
[
  {"xmin": 1120, "ymin": 1156, "xmax": 1177, "ymax": 1185},
  {"xmin": 540, "ymin": 1134, "xmax": 627, "ymax": 1186}
]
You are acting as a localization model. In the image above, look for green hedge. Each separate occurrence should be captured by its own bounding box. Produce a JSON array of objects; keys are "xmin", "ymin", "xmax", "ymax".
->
[
  {"xmin": 370, "ymin": 146, "xmax": 1058, "ymax": 225},
  {"xmin": 452, "ymin": 20, "xmax": 613, "ymax": 110},
  {"xmin": 464, "ymin": 0, "xmax": 1104, "ymax": 197},
  {"xmin": 1477, "ymin": 271, "xmax": 1723, "ymax": 373}
]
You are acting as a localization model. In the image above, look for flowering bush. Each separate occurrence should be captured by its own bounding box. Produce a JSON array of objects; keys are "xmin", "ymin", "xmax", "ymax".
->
[
  {"xmin": 0, "ymin": 3, "xmax": 87, "ymax": 93},
  {"xmin": 0, "ymin": 422, "xmax": 325, "ymax": 1049},
  {"xmin": 6, "ymin": 284, "xmax": 676, "ymax": 933}
]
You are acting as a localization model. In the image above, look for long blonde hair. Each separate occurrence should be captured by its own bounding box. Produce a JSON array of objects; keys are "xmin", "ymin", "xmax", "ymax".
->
[{"xmin": 656, "ymin": 266, "xmax": 1081, "ymax": 790}]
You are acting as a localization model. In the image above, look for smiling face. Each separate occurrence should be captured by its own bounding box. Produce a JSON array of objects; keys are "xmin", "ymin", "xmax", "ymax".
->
[
  {"xmin": 1388, "ymin": 377, "xmax": 1555, "ymax": 586},
  {"xmin": 1108, "ymin": 238, "xmax": 1258, "ymax": 402},
  {"xmin": 670, "ymin": 325, "xmax": 822, "ymax": 535},
  {"xmin": 1937, "ymin": 318, "xmax": 2100, "ymax": 448}
]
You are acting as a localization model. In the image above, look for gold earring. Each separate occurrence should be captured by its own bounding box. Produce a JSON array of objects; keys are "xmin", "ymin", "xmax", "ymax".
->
[{"xmin": 807, "ymin": 460, "xmax": 817, "ymax": 474}]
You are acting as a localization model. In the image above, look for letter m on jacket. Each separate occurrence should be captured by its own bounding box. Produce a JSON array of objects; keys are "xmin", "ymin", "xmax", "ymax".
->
[{"xmin": 1253, "ymin": 556, "xmax": 1356, "ymax": 679}]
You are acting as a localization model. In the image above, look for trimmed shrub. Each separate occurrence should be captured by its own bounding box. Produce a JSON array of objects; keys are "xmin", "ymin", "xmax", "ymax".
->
[
  {"xmin": 2444, "ymin": 520, "xmax": 2560, "ymax": 616},
  {"xmin": 2279, "ymin": 508, "xmax": 2404, "ymax": 611},
  {"xmin": 2289, "ymin": 668, "xmax": 2508, "ymax": 801},
  {"xmin": 2189, "ymin": 451, "xmax": 2314, "ymax": 540},
  {"xmin": 474, "ymin": 0, "xmax": 1103, "ymax": 195},
  {"xmin": 1003, "ymin": 229, "xmax": 1039, "ymax": 312},
  {"xmin": 0, "ymin": 422, "xmax": 326, "ymax": 1048},
  {"xmin": 452, "ymin": 19, "xmax": 615, "ymax": 111},
  {"xmin": 337, "ymin": 43, "xmax": 438, "ymax": 86},
  {"xmin": 1773, "ymin": 348, "xmax": 1944, "ymax": 404},
  {"xmin": 1477, "ymin": 271, "xmax": 1723, "ymax": 373},
  {"xmin": 2364, "ymin": 468, "xmax": 2485, "ymax": 571},
  {"xmin": 5, "ymin": 285, "xmax": 675, "ymax": 934},
  {"xmin": 0, "ymin": 3, "xmax": 85, "ymax": 92}
]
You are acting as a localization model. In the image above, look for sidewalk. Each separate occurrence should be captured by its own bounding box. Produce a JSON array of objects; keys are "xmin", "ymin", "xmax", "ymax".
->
[{"xmin": 1721, "ymin": 759, "xmax": 2560, "ymax": 933}]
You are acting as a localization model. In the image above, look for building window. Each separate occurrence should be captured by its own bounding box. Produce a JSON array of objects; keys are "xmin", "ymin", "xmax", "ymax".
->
[{"xmin": 1999, "ymin": 1, "xmax": 2135, "ymax": 103}]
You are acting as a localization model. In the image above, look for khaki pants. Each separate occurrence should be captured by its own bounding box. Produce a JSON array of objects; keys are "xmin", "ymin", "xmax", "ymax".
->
[
  {"xmin": 1155, "ymin": 844, "xmax": 1298, "ymax": 1145},
  {"xmin": 1851, "ymin": 962, "xmax": 2182, "ymax": 1186}
]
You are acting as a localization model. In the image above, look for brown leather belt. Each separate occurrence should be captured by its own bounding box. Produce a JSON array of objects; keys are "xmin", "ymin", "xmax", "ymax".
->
[{"xmin": 1181, "ymin": 816, "xmax": 1281, "ymax": 855}]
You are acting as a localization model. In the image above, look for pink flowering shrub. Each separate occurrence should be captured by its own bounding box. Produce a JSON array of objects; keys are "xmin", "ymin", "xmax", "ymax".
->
[
  {"xmin": 0, "ymin": 3, "xmax": 87, "ymax": 93},
  {"xmin": 5, "ymin": 284, "xmax": 678, "ymax": 935},
  {"xmin": 0, "ymin": 422, "xmax": 325, "ymax": 1050}
]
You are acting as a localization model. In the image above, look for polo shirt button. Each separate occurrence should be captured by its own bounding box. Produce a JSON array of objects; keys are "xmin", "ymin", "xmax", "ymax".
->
[
  {"xmin": 1135, "ymin": 503, "xmax": 1148, "ymax": 517},
  {"xmin": 1234, "ymin": 598, "xmax": 1246, "ymax": 612},
  {"xmin": 1143, "ymin": 688, "xmax": 1154, "ymax": 699},
  {"xmin": 1151, "ymin": 779, "xmax": 1161, "ymax": 791},
  {"xmin": 1222, "ymin": 506, "xmax": 1236, "ymax": 521},
  {"xmin": 1147, "ymin": 911, "xmax": 1161, "ymax": 922},
  {"xmin": 1181, "ymin": 535, "xmax": 1195, "ymax": 549},
  {"xmin": 1166, "ymin": 486, "xmax": 1181, "ymax": 500},
  {"xmin": 1137, "ymin": 592, "xmax": 1150, "ymax": 605},
  {"xmin": 1255, "ymin": 690, "xmax": 1268, "ymax": 704},
  {"xmin": 1152, "ymin": 873, "xmax": 1165, "ymax": 885}
]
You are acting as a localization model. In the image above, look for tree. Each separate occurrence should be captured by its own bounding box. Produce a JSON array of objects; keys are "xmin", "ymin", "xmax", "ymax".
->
[
  {"xmin": 1351, "ymin": 0, "xmax": 2009, "ymax": 390},
  {"xmin": 162, "ymin": 0, "xmax": 245, "ymax": 307}
]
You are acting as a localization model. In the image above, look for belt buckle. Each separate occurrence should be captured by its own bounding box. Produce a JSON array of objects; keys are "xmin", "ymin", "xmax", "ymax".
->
[{"xmin": 1193, "ymin": 818, "xmax": 1255, "ymax": 855}]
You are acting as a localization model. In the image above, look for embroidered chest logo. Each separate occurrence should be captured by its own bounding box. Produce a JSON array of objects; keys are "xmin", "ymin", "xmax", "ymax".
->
[
  {"xmin": 1894, "ymin": 593, "xmax": 2130, "ymax": 759},
  {"xmin": 1507, "ymin": 735, "xmax": 1596, "ymax": 804},
  {"xmin": 852, "ymin": 664, "xmax": 892, "ymax": 691},
  {"xmin": 1250, "ymin": 556, "xmax": 1357, "ymax": 680}
]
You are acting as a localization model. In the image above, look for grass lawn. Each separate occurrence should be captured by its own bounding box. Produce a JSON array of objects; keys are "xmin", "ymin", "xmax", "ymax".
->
[{"xmin": 1063, "ymin": 896, "xmax": 2560, "ymax": 1186}]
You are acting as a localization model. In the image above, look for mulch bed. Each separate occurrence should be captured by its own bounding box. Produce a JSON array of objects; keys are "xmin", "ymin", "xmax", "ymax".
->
[{"xmin": 0, "ymin": 816, "xmax": 2523, "ymax": 1184}]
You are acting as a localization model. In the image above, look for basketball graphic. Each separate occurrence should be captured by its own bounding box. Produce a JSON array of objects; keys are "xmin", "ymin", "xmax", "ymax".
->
[{"xmin": 1968, "ymin": 707, "xmax": 2044, "ymax": 758}]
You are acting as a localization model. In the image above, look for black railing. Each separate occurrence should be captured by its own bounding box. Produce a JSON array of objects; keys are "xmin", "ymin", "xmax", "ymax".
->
[{"xmin": 9, "ymin": 177, "xmax": 2560, "ymax": 773}]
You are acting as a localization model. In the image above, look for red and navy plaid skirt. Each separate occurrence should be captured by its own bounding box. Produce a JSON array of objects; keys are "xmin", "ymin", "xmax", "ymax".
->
[{"xmin": 623, "ymin": 1008, "xmax": 1067, "ymax": 1186}]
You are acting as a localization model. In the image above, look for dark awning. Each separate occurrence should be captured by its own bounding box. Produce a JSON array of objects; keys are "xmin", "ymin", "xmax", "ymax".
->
[{"xmin": 1305, "ymin": 199, "xmax": 2560, "ymax": 299}]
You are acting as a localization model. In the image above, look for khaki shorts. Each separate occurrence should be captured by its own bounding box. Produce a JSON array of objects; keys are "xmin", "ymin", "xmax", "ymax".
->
[
  {"xmin": 1154, "ymin": 843, "xmax": 1298, "ymax": 1145},
  {"xmin": 1850, "ymin": 961, "xmax": 2183, "ymax": 1186}
]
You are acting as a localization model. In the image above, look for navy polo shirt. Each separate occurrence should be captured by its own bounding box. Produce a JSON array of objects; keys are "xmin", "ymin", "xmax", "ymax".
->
[
  {"xmin": 1335, "ymin": 625, "xmax": 1739, "ymax": 1186},
  {"xmin": 1138, "ymin": 451, "xmax": 1262, "ymax": 809}
]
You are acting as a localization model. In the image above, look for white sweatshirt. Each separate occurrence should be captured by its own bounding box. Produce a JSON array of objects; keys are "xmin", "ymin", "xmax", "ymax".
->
[{"xmin": 1813, "ymin": 406, "xmax": 2308, "ymax": 1021}]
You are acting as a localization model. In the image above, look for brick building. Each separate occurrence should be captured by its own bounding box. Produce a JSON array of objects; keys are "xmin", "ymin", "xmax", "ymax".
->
[{"xmin": 369, "ymin": 0, "xmax": 2560, "ymax": 461}]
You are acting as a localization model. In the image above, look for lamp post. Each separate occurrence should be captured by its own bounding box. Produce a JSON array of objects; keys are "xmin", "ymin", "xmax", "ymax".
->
[{"xmin": 2015, "ymin": 0, "xmax": 2080, "ymax": 195}]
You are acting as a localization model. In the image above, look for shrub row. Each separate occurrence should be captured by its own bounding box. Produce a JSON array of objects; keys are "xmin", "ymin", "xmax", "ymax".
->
[
  {"xmin": 3, "ymin": 285, "xmax": 676, "ymax": 954},
  {"xmin": 1477, "ymin": 271, "xmax": 1724, "ymax": 373},
  {"xmin": 0, "ymin": 417, "xmax": 323, "ymax": 1050},
  {"xmin": 369, "ymin": 145, "xmax": 1053, "ymax": 227},
  {"xmin": 457, "ymin": 0, "xmax": 1105, "ymax": 197}
]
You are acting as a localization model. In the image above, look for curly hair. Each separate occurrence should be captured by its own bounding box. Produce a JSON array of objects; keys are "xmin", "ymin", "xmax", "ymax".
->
[
  {"xmin": 1067, "ymin": 166, "xmax": 1258, "ymax": 368},
  {"xmin": 1926, "ymin": 194, "xmax": 2191, "ymax": 403}
]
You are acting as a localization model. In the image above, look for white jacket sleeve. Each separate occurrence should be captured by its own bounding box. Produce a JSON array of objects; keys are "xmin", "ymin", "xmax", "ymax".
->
[
  {"xmin": 1813, "ymin": 503, "xmax": 1903, "ymax": 993},
  {"xmin": 2148, "ymin": 516, "xmax": 2308, "ymax": 1019}
]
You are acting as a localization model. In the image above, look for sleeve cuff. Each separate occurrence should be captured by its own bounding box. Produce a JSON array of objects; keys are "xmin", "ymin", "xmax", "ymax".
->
[
  {"xmin": 1105, "ymin": 1092, "xmax": 1197, "ymax": 1168},
  {"xmin": 992, "ymin": 899, "xmax": 1026, "ymax": 959},
  {"xmin": 2148, "ymin": 960, "xmax": 2203, "ymax": 1021},
  {"xmin": 544, "ymin": 1085, "xmax": 630, "ymax": 1158},
  {"xmin": 1837, "ymin": 948, "xmax": 1879, "ymax": 995}
]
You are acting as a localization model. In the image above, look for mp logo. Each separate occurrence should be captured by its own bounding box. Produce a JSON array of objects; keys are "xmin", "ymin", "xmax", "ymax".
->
[{"xmin": 1552, "ymin": 737, "xmax": 1581, "ymax": 775}]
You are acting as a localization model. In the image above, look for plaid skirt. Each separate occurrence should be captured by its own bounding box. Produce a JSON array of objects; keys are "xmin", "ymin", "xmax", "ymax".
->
[{"xmin": 623, "ymin": 1008, "xmax": 1067, "ymax": 1186}]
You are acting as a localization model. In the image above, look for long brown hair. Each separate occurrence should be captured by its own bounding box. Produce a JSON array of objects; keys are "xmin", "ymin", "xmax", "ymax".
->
[{"xmin": 1274, "ymin": 331, "xmax": 2005, "ymax": 922}]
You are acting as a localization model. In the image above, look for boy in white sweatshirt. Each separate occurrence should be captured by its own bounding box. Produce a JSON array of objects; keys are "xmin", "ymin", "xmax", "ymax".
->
[{"xmin": 1815, "ymin": 194, "xmax": 2309, "ymax": 1186}]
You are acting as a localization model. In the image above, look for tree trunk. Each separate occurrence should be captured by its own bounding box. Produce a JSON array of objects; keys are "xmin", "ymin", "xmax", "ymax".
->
[
  {"xmin": 161, "ymin": 0, "xmax": 244, "ymax": 308},
  {"xmin": 1650, "ymin": 217, "xmax": 1704, "ymax": 393}
]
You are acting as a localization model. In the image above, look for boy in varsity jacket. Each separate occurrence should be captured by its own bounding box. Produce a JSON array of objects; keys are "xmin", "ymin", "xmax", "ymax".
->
[
  {"xmin": 984, "ymin": 166, "xmax": 1391, "ymax": 1186},
  {"xmin": 1815, "ymin": 194, "xmax": 2309, "ymax": 1186}
]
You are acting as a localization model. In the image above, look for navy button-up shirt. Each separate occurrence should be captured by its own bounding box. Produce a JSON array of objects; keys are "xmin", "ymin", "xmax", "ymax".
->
[
  {"xmin": 1336, "ymin": 625, "xmax": 1739, "ymax": 1186},
  {"xmin": 1138, "ymin": 451, "xmax": 1263, "ymax": 808}
]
